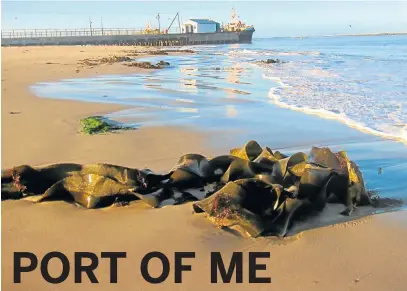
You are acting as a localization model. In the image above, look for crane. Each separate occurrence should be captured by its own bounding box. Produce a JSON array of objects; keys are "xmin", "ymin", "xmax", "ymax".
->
[{"xmin": 167, "ymin": 12, "xmax": 181, "ymax": 34}]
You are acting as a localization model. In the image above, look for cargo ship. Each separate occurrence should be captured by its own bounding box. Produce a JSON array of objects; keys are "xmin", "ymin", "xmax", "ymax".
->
[
  {"xmin": 1, "ymin": 7, "xmax": 255, "ymax": 46},
  {"xmin": 221, "ymin": 7, "xmax": 255, "ymax": 43}
]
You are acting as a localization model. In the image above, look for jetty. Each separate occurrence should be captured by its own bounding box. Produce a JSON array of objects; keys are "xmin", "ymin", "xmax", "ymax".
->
[
  {"xmin": 1, "ymin": 8, "xmax": 254, "ymax": 47},
  {"xmin": 1, "ymin": 28, "xmax": 252, "ymax": 47}
]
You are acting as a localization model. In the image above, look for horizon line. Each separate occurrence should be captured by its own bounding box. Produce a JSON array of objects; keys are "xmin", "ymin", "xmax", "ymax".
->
[{"xmin": 255, "ymin": 32, "xmax": 407, "ymax": 39}]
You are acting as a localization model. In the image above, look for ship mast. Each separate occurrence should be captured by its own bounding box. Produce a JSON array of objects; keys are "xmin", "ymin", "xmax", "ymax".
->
[
  {"xmin": 223, "ymin": 6, "xmax": 253, "ymax": 33},
  {"xmin": 231, "ymin": 7, "xmax": 238, "ymax": 23}
]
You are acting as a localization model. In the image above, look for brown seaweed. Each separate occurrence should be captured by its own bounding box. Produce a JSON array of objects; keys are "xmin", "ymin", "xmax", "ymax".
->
[{"xmin": 1, "ymin": 140, "xmax": 401, "ymax": 237}]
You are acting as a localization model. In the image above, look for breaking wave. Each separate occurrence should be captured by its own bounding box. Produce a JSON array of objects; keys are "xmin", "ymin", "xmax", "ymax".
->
[
  {"xmin": 225, "ymin": 49, "xmax": 321, "ymax": 57},
  {"xmin": 265, "ymin": 75, "xmax": 407, "ymax": 145}
]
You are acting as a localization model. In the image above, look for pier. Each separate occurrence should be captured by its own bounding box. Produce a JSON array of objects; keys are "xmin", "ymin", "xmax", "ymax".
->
[{"xmin": 1, "ymin": 28, "xmax": 244, "ymax": 47}]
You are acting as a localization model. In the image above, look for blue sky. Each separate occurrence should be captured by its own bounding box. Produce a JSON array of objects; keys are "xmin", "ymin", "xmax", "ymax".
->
[{"xmin": 1, "ymin": 1, "xmax": 407, "ymax": 37}]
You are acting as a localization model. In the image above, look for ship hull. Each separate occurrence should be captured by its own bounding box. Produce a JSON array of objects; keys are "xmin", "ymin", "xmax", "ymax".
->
[{"xmin": 237, "ymin": 29, "xmax": 255, "ymax": 44}]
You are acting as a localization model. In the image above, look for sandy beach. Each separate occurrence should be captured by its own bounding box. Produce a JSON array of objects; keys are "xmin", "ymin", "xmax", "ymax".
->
[{"xmin": 2, "ymin": 45, "xmax": 407, "ymax": 291}]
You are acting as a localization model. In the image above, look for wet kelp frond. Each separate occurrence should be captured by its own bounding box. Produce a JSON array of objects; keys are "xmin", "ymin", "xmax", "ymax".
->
[{"xmin": 2, "ymin": 140, "xmax": 403, "ymax": 238}]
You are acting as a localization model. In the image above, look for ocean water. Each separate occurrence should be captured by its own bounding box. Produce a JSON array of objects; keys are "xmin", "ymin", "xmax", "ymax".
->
[
  {"xmin": 32, "ymin": 35, "xmax": 407, "ymax": 144},
  {"xmin": 31, "ymin": 35, "xmax": 407, "ymax": 201}
]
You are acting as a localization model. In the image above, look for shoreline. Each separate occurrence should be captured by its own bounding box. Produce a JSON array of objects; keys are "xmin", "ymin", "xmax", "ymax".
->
[
  {"xmin": 2, "ymin": 45, "xmax": 407, "ymax": 291},
  {"xmin": 1, "ymin": 46, "xmax": 212, "ymax": 170},
  {"xmin": 269, "ymin": 89, "xmax": 407, "ymax": 146}
]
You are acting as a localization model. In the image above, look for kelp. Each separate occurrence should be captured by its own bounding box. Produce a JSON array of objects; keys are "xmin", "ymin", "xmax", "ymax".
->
[
  {"xmin": 80, "ymin": 116, "xmax": 133, "ymax": 135},
  {"xmin": 1, "ymin": 140, "xmax": 402, "ymax": 237}
]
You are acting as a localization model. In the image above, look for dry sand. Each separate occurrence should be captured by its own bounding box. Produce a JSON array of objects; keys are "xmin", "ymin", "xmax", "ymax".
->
[{"xmin": 2, "ymin": 45, "xmax": 407, "ymax": 291}]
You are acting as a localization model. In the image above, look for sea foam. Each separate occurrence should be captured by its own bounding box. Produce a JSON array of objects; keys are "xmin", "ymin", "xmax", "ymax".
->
[{"xmin": 266, "ymin": 77, "xmax": 407, "ymax": 145}]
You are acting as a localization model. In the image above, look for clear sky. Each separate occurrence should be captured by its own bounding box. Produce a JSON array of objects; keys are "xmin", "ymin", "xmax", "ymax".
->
[{"xmin": 1, "ymin": 1, "xmax": 407, "ymax": 37}]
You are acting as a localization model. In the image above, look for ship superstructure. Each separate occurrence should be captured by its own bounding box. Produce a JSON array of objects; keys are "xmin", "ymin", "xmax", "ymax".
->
[
  {"xmin": 221, "ymin": 7, "xmax": 255, "ymax": 43},
  {"xmin": 222, "ymin": 7, "xmax": 255, "ymax": 33}
]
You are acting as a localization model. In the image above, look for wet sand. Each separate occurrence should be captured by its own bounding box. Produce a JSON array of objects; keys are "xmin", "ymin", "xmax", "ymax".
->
[
  {"xmin": 2, "ymin": 46, "xmax": 407, "ymax": 291},
  {"xmin": 1, "ymin": 46, "xmax": 211, "ymax": 169}
]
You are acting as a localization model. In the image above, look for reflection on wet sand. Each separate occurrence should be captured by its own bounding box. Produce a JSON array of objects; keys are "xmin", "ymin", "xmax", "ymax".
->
[
  {"xmin": 226, "ymin": 62, "xmax": 241, "ymax": 98},
  {"xmin": 180, "ymin": 65, "xmax": 198, "ymax": 93},
  {"xmin": 29, "ymin": 46, "xmax": 274, "ymax": 136},
  {"xmin": 226, "ymin": 105, "xmax": 238, "ymax": 118}
]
